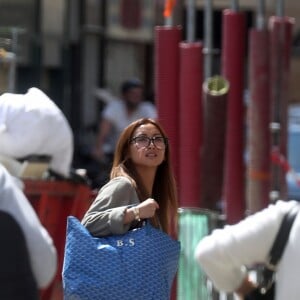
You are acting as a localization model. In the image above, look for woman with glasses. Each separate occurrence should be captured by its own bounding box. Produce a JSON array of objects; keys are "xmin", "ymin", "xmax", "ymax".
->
[{"xmin": 81, "ymin": 117, "xmax": 178, "ymax": 237}]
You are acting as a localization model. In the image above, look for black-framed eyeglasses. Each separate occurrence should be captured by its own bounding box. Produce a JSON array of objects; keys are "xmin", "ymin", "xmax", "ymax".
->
[{"xmin": 130, "ymin": 135, "xmax": 168, "ymax": 150}]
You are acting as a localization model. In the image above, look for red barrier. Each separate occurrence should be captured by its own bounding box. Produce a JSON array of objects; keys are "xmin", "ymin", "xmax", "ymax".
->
[
  {"xmin": 24, "ymin": 180, "xmax": 94, "ymax": 300},
  {"xmin": 154, "ymin": 26, "xmax": 182, "ymax": 185},
  {"xmin": 247, "ymin": 28, "xmax": 271, "ymax": 213},
  {"xmin": 221, "ymin": 9, "xmax": 247, "ymax": 224},
  {"xmin": 179, "ymin": 41, "xmax": 203, "ymax": 207},
  {"xmin": 269, "ymin": 16, "xmax": 294, "ymax": 200},
  {"xmin": 201, "ymin": 76, "xmax": 229, "ymax": 211},
  {"xmin": 154, "ymin": 27, "xmax": 182, "ymax": 300}
]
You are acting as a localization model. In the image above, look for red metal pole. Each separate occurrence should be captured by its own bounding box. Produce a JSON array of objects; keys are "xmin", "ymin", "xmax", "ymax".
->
[
  {"xmin": 178, "ymin": 41, "xmax": 203, "ymax": 207},
  {"xmin": 221, "ymin": 9, "xmax": 247, "ymax": 224},
  {"xmin": 154, "ymin": 24, "xmax": 181, "ymax": 300},
  {"xmin": 201, "ymin": 76, "xmax": 229, "ymax": 211},
  {"xmin": 154, "ymin": 26, "xmax": 182, "ymax": 185},
  {"xmin": 246, "ymin": 28, "xmax": 271, "ymax": 213},
  {"xmin": 269, "ymin": 16, "xmax": 294, "ymax": 201}
]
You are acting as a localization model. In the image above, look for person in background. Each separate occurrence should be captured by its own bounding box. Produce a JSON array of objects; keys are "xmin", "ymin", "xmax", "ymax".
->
[
  {"xmin": 0, "ymin": 164, "xmax": 57, "ymax": 298},
  {"xmin": 92, "ymin": 78, "xmax": 157, "ymax": 167},
  {"xmin": 194, "ymin": 200, "xmax": 300, "ymax": 299},
  {"xmin": 82, "ymin": 117, "xmax": 177, "ymax": 238}
]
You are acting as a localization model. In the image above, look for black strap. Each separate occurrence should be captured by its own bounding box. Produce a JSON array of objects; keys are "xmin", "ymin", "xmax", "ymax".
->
[
  {"xmin": 258, "ymin": 204, "xmax": 300, "ymax": 293},
  {"xmin": 268, "ymin": 204, "xmax": 299, "ymax": 267}
]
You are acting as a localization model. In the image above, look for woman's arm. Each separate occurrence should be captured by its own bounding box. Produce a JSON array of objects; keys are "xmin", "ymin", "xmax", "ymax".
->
[{"xmin": 81, "ymin": 177, "xmax": 139, "ymax": 236}]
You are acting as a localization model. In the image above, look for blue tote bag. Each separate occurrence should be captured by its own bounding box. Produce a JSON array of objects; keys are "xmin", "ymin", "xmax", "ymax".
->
[{"xmin": 62, "ymin": 216, "xmax": 180, "ymax": 300}]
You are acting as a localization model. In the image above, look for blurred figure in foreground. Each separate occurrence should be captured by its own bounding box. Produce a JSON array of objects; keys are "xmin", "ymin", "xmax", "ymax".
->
[
  {"xmin": 0, "ymin": 164, "xmax": 57, "ymax": 299},
  {"xmin": 195, "ymin": 200, "xmax": 300, "ymax": 299},
  {"xmin": 0, "ymin": 87, "xmax": 74, "ymax": 178}
]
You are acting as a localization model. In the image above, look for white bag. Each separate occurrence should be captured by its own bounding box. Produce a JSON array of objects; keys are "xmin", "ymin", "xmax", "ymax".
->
[{"xmin": 0, "ymin": 87, "xmax": 73, "ymax": 177}]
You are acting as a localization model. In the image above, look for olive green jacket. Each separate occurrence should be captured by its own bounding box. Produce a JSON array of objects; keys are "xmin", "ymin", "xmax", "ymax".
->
[{"xmin": 81, "ymin": 176, "xmax": 139, "ymax": 237}]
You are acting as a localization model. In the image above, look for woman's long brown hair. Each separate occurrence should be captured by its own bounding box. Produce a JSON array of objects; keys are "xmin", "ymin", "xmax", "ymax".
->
[{"xmin": 110, "ymin": 118, "xmax": 178, "ymax": 235}]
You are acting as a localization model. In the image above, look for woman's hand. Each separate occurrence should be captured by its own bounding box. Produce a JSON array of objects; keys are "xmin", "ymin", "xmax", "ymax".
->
[
  {"xmin": 137, "ymin": 198, "xmax": 159, "ymax": 219},
  {"xmin": 124, "ymin": 199, "xmax": 159, "ymax": 224}
]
